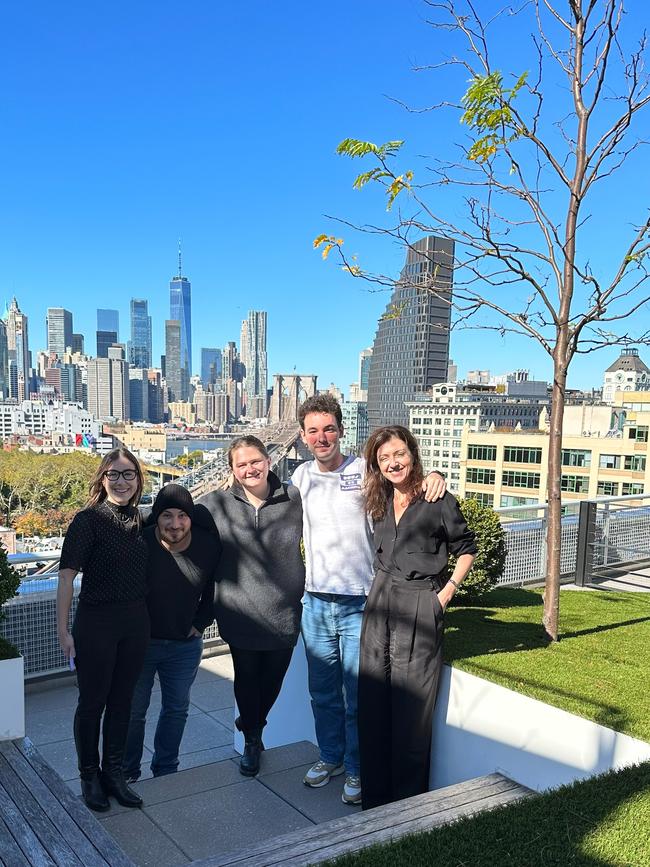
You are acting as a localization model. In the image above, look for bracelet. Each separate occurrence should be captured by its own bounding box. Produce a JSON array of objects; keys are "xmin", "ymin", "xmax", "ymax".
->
[{"xmin": 448, "ymin": 578, "xmax": 460, "ymax": 589}]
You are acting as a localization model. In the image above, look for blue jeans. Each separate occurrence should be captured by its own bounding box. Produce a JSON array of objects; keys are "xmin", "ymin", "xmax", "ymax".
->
[
  {"xmin": 301, "ymin": 592, "xmax": 366, "ymax": 776},
  {"xmin": 123, "ymin": 635, "xmax": 203, "ymax": 779}
]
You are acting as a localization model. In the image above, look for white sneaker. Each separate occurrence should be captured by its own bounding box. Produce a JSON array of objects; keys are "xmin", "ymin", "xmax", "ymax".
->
[
  {"xmin": 342, "ymin": 774, "xmax": 362, "ymax": 805},
  {"xmin": 303, "ymin": 760, "xmax": 345, "ymax": 788}
]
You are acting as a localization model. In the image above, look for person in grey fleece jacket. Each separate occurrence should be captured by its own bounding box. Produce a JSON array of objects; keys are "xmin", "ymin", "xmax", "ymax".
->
[{"xmin": 196, "ymin": 435, "xmax": 304, "ymax": 776}]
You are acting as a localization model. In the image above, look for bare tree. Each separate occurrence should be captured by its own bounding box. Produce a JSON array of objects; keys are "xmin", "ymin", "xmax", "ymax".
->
[{"xmin": 316, "ymin": 0, "xmax": 650, "ymax": 640}]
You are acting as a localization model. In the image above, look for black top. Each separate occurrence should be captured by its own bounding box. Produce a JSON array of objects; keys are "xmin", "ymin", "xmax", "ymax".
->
[
  {"xmin": 373, "ymin": 492, "xmax": 477, "ymax": 589},
  {"xmin": 144, "ymin": 524, "xmax": 220, "ymax": 640},
  {"xmin": 197, "ymin": 472, "xmax": 305, "ymax": 651},
  {"xmin": 60, "ymin": 500, "xmax": 148, "ymax": 604}
]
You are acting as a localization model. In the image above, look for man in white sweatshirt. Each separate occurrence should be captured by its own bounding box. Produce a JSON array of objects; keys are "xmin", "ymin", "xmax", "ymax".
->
[{"xmin": 292, "ymin": 394, "xmax": 444, "ymax": 805}]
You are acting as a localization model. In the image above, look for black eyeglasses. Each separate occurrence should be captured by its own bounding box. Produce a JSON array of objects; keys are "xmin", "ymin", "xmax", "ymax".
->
[{"xmin": 104, "ymin": 470, "xmax": 138, "ymax": 481}]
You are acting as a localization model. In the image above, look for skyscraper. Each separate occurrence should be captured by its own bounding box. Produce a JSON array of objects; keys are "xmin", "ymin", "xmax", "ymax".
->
[
  {"xmin": 129, "ymin": 298, "xmax": 152, "ymax": 368},
  {"xmin": 201, "ymin": 348, "xmax": 222, "ymax": 388},
  {"xmin": 367, "ymin": 236, "xmax": 454, "ymax": 430},
  {"xmin": 359, "ymin": 349, "xmax": 372, "ymax": 393},
  {"xmin": 47, "ymin": 308, "xmax": 73, "ymax": 358},
  {"xmin": 6, "ymin": 297, "xmax": 30, "ymax": 401},
  {"xmin": 0, "ymin": 320, "xmax": 8, "ymax": 399},
  {"xmin": 165, "ymin": 320, "xmax": 184, "ymax": 403},
  {"xmin": 97, "ymin": 309, "xmax": 119, "ymax": 358},
  {"xmin": 169, "ymin": 246, "xmax": 192, "ymax": 397},
  {"xmin": 243, "ymin": 310, "xmax": 268, "ymax": 412},
  {"xmin": 87, "ymin": 347, "xmax": 130, "ymax": 421}
]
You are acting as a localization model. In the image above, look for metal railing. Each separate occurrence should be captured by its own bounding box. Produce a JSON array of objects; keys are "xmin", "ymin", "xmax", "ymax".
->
[{"xmin": 4, "ymin": 492, "xmax": 650, "ymax": 678}]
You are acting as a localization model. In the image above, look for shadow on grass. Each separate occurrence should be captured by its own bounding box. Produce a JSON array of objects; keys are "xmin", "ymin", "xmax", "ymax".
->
[{"xmin": 563, "ymin": 615, "xmax": 650, "ymax": 640}]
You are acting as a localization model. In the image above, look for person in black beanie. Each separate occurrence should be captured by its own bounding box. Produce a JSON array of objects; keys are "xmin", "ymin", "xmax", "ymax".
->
[{"xmin": 123, "ymin": 484, "xmax": 220, "ymax": 781}]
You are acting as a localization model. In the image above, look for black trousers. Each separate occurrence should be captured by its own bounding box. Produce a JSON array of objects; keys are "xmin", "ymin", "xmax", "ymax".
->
[
  {"xmin": 230, "ymin": 646, "xmax": 294, "ymax": 734},
  {"xmin": 358, "ymin": 571, "xmax": 444, "ymax": 810},
  {"xmin": 72, "ymin": 599, "xmax": 150, "ymax": 774}
]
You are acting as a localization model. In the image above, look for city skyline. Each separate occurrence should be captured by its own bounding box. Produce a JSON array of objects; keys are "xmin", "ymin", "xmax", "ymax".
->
[{"xmin": 3, "ymin": 2, "xmax": 649, "ymax": 393}]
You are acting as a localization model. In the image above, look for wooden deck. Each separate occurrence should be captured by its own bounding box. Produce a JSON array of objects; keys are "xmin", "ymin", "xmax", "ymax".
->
[
  {"xmin": 189, "ymin": 772, "xmax": 532, "ymax": 867},
  {"xmin": 0, "ymin": 737, "xmax": 134, "ymax": 867}
]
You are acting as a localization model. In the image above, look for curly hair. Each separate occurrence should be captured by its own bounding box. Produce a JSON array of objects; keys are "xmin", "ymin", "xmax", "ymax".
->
[
  {"xmin": 86, "ymin": 447, "xmax": 144, "ymax": 509},
  {"xmin": 298, "ymin": 393, "xmax": 343, "ymax": 430},
  {"xmin": 363, "ymin": 426, "xmax": 424, "ymax": 521},
  {"xmin": 227, "ymin": 435, "xmax": 270, "ymax": 468}
]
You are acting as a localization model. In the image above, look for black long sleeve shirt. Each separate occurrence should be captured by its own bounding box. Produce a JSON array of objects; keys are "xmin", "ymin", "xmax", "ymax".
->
[
  {"xmin": 144, "ymin": 525, "xmax": 220, "ymax": 640},
  {"xmin": 60, "ymin": 501, "xmax": 148, "ymax": 604},
  {"xmin": 373, "ymin": 492, "xmax": 477, "ymax": 589}
]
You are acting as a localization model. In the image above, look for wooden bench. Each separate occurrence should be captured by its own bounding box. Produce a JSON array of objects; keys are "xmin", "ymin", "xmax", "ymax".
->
[
  {"xmin": 0, "ymin": 737, "xmax": 134, "ymax": 867},
  {"xmin": 189, "ymin": 773, "xmax": 532, "ymax": 867}
]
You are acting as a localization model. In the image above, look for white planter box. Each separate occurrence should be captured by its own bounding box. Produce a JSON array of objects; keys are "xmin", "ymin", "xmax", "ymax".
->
[
  {"xmin": 0, "ymin": 655, "xmax": 25, "ymax": 740},
  {"xmin": 262, "ymin": 647, "xmax": 650, "ymax": 793}
]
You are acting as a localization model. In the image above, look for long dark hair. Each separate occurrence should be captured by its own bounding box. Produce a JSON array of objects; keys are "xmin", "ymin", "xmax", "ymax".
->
[
  {"xmin": 363, "ymin": 426, "xmax": 424, "ymax": 521},
  {"xmin": 86, "ymin": 447, "xmax": 144, "ymax": 508}
]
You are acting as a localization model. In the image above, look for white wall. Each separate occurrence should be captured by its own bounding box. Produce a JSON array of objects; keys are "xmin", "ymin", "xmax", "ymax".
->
[{"xmin": 242, "ymin": 646, "xmax": 650, "ymax": 793}]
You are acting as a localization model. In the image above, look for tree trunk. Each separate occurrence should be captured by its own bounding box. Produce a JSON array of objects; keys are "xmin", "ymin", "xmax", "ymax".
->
[{"xmin": 543, "ymin": 347, "xmax": 568, "ymax": 641}]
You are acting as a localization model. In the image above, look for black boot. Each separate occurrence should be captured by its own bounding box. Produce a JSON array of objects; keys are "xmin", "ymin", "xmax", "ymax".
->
[
  {"xmin": 74, "ymin": 713, "xmax": 110, "ymax": 812},
  {"xmin": 100, "ymin": 715, "xmax": 143, "ymax": 808},
  {"xmin": 235, "ymin": 717, "xmax": 265, "ymax": 750},
  {"xmin": 239, "ymin": 729, "xmax": 263, "ymax": 777}
]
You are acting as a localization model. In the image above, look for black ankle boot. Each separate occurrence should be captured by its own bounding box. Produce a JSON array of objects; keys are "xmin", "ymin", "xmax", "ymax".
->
[
  {"xmin": 100, "ymin": 770, "xmax": 143, "ymax": 808},
  {"xmin": 80, "ymin": 772, "xmax": 111, "ymax": 812},
  {"xmin": 101, "ymin": 715, "xmax": 143, "ymax": 808},
  {"xmin": 74, "ymin": 713, "xmax": 110, "ymax": 812},
  {"xmin": 239, "ymin": 729, "xmax": 263, "ymax": 777}
]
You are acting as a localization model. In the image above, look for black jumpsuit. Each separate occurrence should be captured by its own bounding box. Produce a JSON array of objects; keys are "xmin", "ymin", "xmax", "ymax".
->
[{"xmin": 358, "ymin": 492, "xmax": 476, "ymax": 810}]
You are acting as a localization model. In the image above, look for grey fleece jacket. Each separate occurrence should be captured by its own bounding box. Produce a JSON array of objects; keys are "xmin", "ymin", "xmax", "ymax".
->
[{"xmin": 197, "ymin": 473, "xmax": 305, "ymax": 651}]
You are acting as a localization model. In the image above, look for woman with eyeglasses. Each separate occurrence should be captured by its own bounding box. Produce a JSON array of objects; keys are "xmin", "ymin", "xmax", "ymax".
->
[{"xmin": 57, "ymin": 447, "xmax": 149, "ymax": 813}]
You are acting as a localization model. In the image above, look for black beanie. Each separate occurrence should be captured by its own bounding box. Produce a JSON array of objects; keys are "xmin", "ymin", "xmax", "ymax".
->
[{"xmin": 152, "ymin": 484, "xmax": 195, "ymax": 522}]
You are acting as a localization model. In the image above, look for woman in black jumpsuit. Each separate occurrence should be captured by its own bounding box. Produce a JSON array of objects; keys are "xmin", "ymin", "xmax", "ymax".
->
[
  {"xmin": 358, "ymin": 426, "xmax": 476, "ymax": 810},
  {"xmin": 57, "ymin": 447, "xmax": 150, "ymax": 812}
]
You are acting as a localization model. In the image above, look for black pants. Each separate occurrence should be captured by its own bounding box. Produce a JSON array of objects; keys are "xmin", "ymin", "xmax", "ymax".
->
[
  {"xmin": 72, "ymin": 599, "xmax": 150, "ymax": 774},
  {"xmin": 358, "ymin": 571, "xmax": 444, "ymax": 810},
  {"xmin": 230, "ymin": 646, "xmax": 294, "ymax": 734}
]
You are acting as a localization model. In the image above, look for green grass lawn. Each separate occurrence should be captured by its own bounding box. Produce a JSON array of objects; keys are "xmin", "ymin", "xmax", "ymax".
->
[
  {"xmin": 329, "ymin": 761, "xmax": 650, "ymax": 867},
  {"xmin": 444, "ymin": 586, "xmax": 650, "ymax": 741}
]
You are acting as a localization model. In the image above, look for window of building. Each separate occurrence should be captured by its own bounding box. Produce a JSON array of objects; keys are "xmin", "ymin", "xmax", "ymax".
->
[
  {"xmin": 467, "ymin": 492, "xmax": 494, "ymax": 507},
  {"xmin": 562, "ymin": 449, "xmax": 591, "ymax": 468},
  {"xmin": 500, "ymin": 494, "xmax": 539, "ymax": 507},
  {"xmin": 628, "ymin": 426, "xmax": 649, "ymax": 442},
  {"xmin": 503, "ymin": 446, "xmax": 543, "ymax": 464},
  {"xmin": 468, "ymin": 445, "xmax": 497, "ymax": 461},
  {"xmin": 466, "ymin": 467, "xmax": 496, "ymax": 485},
  {"xmin": 561, "ymin": 474, "xmax": 590, "ymax": 493},
  {"xmin": 599, "ymin": 454, "xmax": 621, "ymax": 470},
  {"xmin": 597, "ymin": 481, "xmax": 619, "ymax": 496},
  {"xmin": 502, "ymin": 471, "xmax": 541, "ymax": 489},
  {"xmin": 622, "ymin": 482, "xmax": 644, "ymax": 495},
  {"xmin": 624, "ymin": 455, "xmax": 646, "ymax": 472}
]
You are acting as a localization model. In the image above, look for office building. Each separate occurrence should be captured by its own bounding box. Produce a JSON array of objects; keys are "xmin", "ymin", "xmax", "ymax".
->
[
  {"xmin": 408, "ymin": 379, "xmax": 550, "ymax": 492},
  {"xmin": 341, "ymin": 400, "xmax": 369, "ymax": 455},
  {"xmin": 87, "ymin": 346, "xmax": 130, "ymax": 421},
  {"xmin": 359, "ymin": 348, "xmax": 372, "ymax": 399},
  {"xmin": 147, "ymin": 369, "xmax": 165, "ymax": 424},
  {"xmin": 169, "ymin": 250, "xmax": 192, "ymax": 392},
  {"xmin": 367, "ymin": 236, "xmax": 454, "ymax": 430},
  {"xmin": 222, "ymin": 342, "xmax": 240, "ymax": 383},
  {"xmin": 201, "ymin": 348, "xmax": 222, "ymax": 388},
  {"xmin": 461, "ymin": 405, "xmax": 649, "ymax": 508},
  {"xmin": 0, "ymin": 321, "xmax": 8, "ymax": 399},
  {"xmin": 129, "ymin": 299, "xmax": 152, "ymax": 369},
  {"xmin": 165, "ymin": 320, "xmax": 185, "ymax": 403},
  {"xmin": 129, "ymin": 368, "xmax": 150, "ymax": 422},
  {"xmin": 0, "ymin": 400, "xmax": 101, "ymax": 442},
  {"xmin": 71, "ymin": 333, "xmax": 84, "ymax": 355},
  {"xmin": 6, "ymin": 297, "xmax": 30, "ymax": 402},
  {"xmin": 243, "ymin": 310, "xmax": 268, "ymax": 410},
  {"xmin": 97, "ymin": 308, "xmax": 119, "ymax": 358},
  {"xmin": 602, "ymin": 348, "xmax": 650, "ymax": 404},
  {"xmin": 46, "ymin": 308, "xmax": 73, "ymax": 358}
]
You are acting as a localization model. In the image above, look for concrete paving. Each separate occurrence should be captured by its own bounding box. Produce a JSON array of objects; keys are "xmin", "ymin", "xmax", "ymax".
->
[
  {"xmin": 564, "ymin": 564, "xmax": 650, "ymax": 593},
  {"xmin": 24, "ymin": 647, "xmax": 360, "ymax": 866}
]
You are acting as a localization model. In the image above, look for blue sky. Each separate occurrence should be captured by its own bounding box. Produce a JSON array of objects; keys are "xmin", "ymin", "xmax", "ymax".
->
[{"xmin": 2, "ymin": 0, "xmax": 649, "ymax": 393}]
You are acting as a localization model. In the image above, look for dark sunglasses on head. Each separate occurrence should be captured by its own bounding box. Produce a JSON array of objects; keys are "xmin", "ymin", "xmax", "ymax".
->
[{"xmin": 104, "ymin": 470, "xmax": 138, "ymax": 481}]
